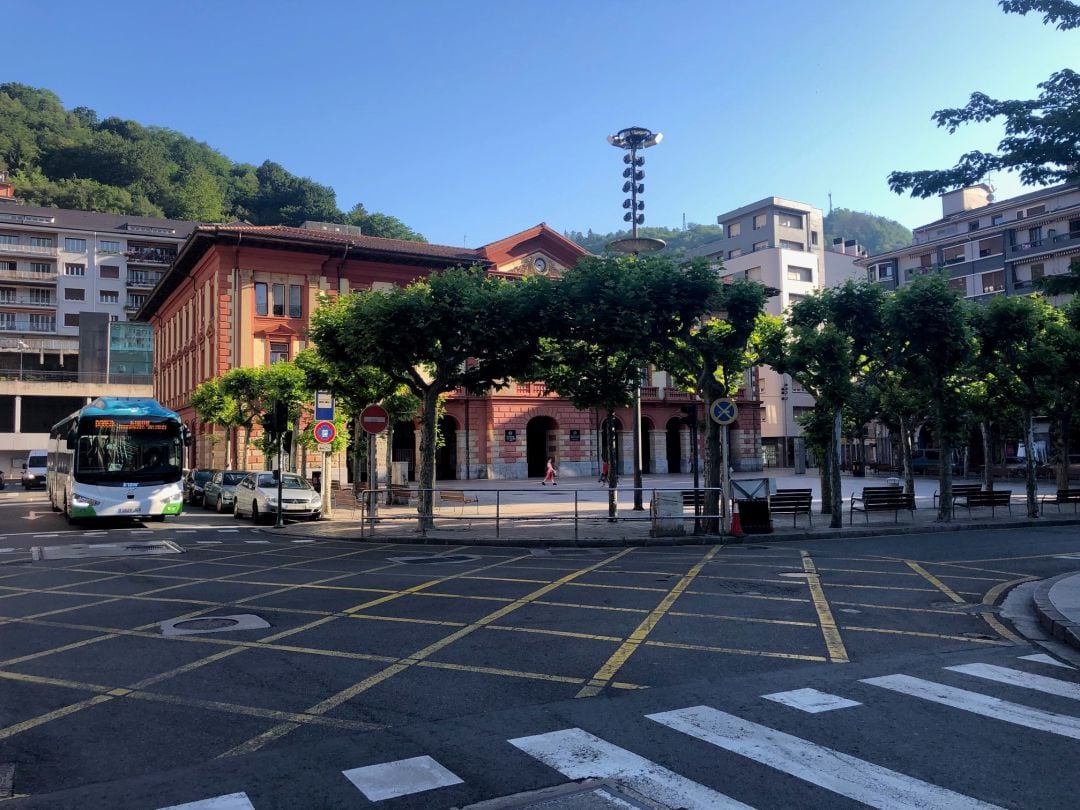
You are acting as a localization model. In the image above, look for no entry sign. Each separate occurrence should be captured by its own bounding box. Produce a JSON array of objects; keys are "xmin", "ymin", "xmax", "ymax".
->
[
  {"xmin": 360, "ymin": 404, "xmax": 389, "ymax": 434},
  {"xmin": 314, "ymin": 420, "xmax": 336, "ymax": 444}
]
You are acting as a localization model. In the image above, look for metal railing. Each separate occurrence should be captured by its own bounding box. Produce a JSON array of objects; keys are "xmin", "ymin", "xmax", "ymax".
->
[
  {"xmin": 0, "ymin": 243, "xmax": 58, "ymax": 257},
  {"xmin": 0, "ymin": 369, "xmax": 153, "ymax": 384}
]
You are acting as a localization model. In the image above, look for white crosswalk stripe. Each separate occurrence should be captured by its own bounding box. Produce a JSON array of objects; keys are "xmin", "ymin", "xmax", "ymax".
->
[
  {"xmin": 342, "ymin": 755, "xmax": 463, "ymax": 801},
  {"xmin": 761, "ymin": 687, "xmax": 861, "ymax": 713},
  {"xmin": 157, "ymin": 792, "xmax": 255, "ymax": 810},
  {"xmin": 947, "ymin": 662, "xmax": 1080, "ymax": 701},
  {"xmin": 1019, "ymin": 653, "xmax": 1075, "ymax": 669},
  {"xmin": 509, "ymin": 727, "xmax": 753, "ymax": 809},
  {"xmin": 863, "ymin": 673, "xmax": 1080, "ymax": 740}
]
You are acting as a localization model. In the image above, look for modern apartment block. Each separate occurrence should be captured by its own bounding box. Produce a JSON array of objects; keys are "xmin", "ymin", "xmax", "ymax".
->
[
  {"xmin": 0, "ymin": 188, "xmax": 196, "ymax": 473},
  {"xmin": 857, "ymin": 181, "xmax": 1080, "ymax": 301}
]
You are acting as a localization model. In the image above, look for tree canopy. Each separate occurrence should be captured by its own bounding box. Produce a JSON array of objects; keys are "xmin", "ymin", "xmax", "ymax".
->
[{"xmin": 0, "ymin": 83, "xmax": 425, "ymax": 239}]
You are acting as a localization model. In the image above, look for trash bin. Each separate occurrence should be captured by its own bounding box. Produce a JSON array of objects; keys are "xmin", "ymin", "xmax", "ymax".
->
[
  {"xmin": 852, "ymin": 460, "xmax": 865, "ymax": 477},
  {"xmin": 650, "ymin": 491, "xmax": 685, "ymax": 538},
  {"xmin": 736, "ymin": 499, "xmax": 773, "ymax": 534}
]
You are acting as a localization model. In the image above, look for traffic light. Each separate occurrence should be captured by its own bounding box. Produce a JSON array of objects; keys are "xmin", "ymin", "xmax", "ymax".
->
[{"xmin": 261, "ymin": 401, "xmax": 289, "ymax": 437}]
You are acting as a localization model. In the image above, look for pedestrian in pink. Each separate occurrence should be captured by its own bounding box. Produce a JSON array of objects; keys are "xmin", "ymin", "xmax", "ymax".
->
[{"xmin": 542, "ymin": 458, "xmax": 557, "ymax": 485}]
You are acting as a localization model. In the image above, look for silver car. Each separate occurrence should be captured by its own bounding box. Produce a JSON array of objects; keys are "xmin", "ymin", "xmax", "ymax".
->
[
  {"xmin": 202, "ymin": 470, "xmax": 247, "ymax": 513},
  {"xmin": 234, "ymin": 472, "xmax": 322, "ymax": 523}
]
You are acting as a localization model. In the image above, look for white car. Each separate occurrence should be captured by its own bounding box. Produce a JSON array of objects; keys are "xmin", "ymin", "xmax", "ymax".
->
[{"xmin": 234, "ymin": 472, "xmax": 322, "ymax": 523}]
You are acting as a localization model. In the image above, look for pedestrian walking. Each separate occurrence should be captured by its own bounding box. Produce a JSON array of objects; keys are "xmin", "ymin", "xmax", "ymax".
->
[
  {"xmin": 598, "ymin": 460, "xmax": 608, "ymax": 484},
  {"xmin": 543, "ymin": 457, "xmax": 557, "ymax": 485}
]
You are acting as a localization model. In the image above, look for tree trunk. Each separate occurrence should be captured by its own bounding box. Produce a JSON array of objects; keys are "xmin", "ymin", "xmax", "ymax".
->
[
  {"xmin": 352, "ymin": 416, "xmax": 363, "ymax": 496},
  {"xmin": 830, "ymin": 407, "xmax": 843, "ymax": 529},
  {"xmin": 702, "ymin": 403, "xmax": 723, "ymax": 535},
  {"xmin": 241, "ymin": 425, "xmax": 251, "ymax": 471},
  {"xmin": 820, "ymin": 451, "xmax": 832, "ymax": 515},
  {"xmin": 901, "ymin": 416, "xmax": 915, "ymax": 496},
  {"xmin": 981, "ymin": 420, "xmax": 993, "ymax": 491},
  {"xmin": 937, "ymin": 433, "xmax": 953, "ymax": 522},
  {"xmin": 1024, "ymin": 410, "xmax": 1038, "ymax": 518},
  {"xmin": 1056, "ymin": 409, "xmax": 1072, "ymax": 492},
  {"xmin": 385, "ymin": 423, "xmax": 395, "ymax": 506},
  {"xmin": 224, "ymin": 425, "xmax": 233, "ymax": 469},
  {"xmin": 417, "ymin": 387, "xmax": 438, "ymax": 529},
  {"xmin": 607, "ymin": 409, "xmax": 619, "ymax": 520}
]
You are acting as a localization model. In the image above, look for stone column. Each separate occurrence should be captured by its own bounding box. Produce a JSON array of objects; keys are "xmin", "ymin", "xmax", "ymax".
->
[{"xmin": 650, "ymin": 428, "xmax": 667, "ymax": 474}]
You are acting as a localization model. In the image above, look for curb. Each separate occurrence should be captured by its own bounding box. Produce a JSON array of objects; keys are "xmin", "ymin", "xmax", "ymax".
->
[{"xmin": 1033, "ymin": 571, "xmax": 1080, "ymax": 651}]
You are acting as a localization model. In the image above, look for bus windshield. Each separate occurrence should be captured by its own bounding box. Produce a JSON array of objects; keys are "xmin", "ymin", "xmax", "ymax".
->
[{"xmin": 73, "ymin": 417, "xmax": 184, "ymax": 484}]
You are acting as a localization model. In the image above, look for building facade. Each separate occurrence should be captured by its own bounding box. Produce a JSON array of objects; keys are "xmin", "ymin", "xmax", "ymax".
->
[{"xmin": 139, "ymin": 222, "xmax": 764, "ymax": 482}]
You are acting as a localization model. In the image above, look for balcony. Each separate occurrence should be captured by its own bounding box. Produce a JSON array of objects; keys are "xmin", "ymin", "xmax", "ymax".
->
[
  {"xmin": 0, "ymin": 294, "xmax": 56, "ymax": 309},
  {"xmin": 0, "ymin": 266, "xmax": 56, "ymax": 283},
  {"xmin": 126, "ymin": 272, "xmax": 160, "ymax": 289},
  {"xmin": 124, "ymin": 301, "xmax": 146, "ymax": 313},
  {"xmin": 0, "ymin": 242, "xmax": 58, "ymax": 258},
  {"xmin": 663, "ymin": 388, "xmax": 696, "ymax": 401},
  {"xmin": 125, "ymin": 247, "xmax": 177, "ymax": 265},
  {"xmin": 515, "ymin": 382, "xmax": 549, "ymax": 396},
  {"xmin": 0, "ymin": 316, "xmax": 56, "ymax": 333},
  {"xmin": 1007, "ymin": 229, "xmax": 1080, "ymax": 260}
]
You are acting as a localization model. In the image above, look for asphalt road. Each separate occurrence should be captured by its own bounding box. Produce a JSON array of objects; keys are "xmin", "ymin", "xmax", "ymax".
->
[{"xmin": 1, "ymin": 488, "xmax": 1080, "ymax": 808}]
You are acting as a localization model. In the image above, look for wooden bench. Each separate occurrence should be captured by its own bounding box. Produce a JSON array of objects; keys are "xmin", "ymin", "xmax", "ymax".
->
[
  {"xmin": 768, "ymin": 489, "xmax": 812, "ymax": 527},
  {"xmin": 850, "ymin": 486, "xmax": 914, "ymax": 524},
  {"xmin": 1040, "ymin": 488, "xmax": 1080, "ymax": 515},
  {"xmin": 438, "ymin": 489, "xmax": 478, "ymax": 512},
  {"xmin": 935, "ymin": 483, "xmax": 981, "ymax": 512},
  {"xmin": 954, "ymin": 489, "xmax": 1012, "ymax": 517},
  {"xmin": 390, "ymin": 487, "xmax": 416, "ymax": 505}
]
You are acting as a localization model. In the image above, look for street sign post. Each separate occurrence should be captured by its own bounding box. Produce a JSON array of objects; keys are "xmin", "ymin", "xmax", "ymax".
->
[
  {"xmin": 360, "ymin": 405, "xmax": 389, "ymax": 434},
  {"xmin": 710, "ymin": 398, "xmax": 738, "ymax": 534},
  {"xmin": 710, "ymin": 398, "xmax": 738, "ymax": 425},
  {"xmin": 314, "ymin": 391, "xmax": 335, "ymax": 422}
]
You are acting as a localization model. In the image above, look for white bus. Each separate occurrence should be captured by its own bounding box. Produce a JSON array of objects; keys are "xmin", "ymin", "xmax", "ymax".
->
[{"xmin": 48, "ymin": 397, "xmax": 190, "ymax": 524}]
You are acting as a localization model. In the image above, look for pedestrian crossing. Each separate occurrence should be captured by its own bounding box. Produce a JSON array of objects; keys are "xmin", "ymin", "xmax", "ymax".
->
[{"xmin": 157, "ymin": 652, "xmax": 1079, "ymax": 809}]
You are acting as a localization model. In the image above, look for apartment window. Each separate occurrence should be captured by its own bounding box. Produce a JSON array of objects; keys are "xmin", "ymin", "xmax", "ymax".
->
[
  {"xmin": 991, "ymin": 214, "xmax": 1004, "ymax": 225},
  {"xmin": 64, "ymin": 287, "xmax": 85, "ymax": 301},
  {"xmin": 1028, "ymin": 226, "xmax": 1042, "ymax": 245},
  {"xmin": 0, "ymin": 261, "xmax": 13, "ymax": 272},
  {"xmin": 30, "ymin": 262, "xmax": 51, "ymax": 274},
  {"xmin": 255, "ymin": 282, "xmax": 268, "ymax": 316},
  {"xmin": 28, "ymin": 314, "xmax": 54, "ymax": 332},
  {"xmin": 64, "ymin": 237, "xmax": 86, "ymax": 252},
  {"xmin": 64, "ymin": 313, "xmax": 80, "ymax": 327},
  {"xmin": 1031, "ymin": 263, "xmax": 1045, "ymax": 282},
  {"xmin": 98, "ymin": 240, "xmax": 121, "ymax": 253},
  {"xmin": 100, "ymin": 265, "xmax": 120, "ymax": 279},
  {"xmin": 1026, "ymin": 205, "xmax": 1046, "ymax": 218},
  {"xmin": 0, "ymin": 234, "xmax": 18, "ymax": 245},
  {"xmin": 745, "ymin": 266, "xmax": 762, "ymax": 281},
  {"xmin": 978, "ymin": 235, "xmax": 1004, "ymax": 257},
  {"xmin": 787, "ymin": 265, "xmax": 813, "ymax": 282},
  {"xmin": 948, "ymin": 276, "xmax": 968, "ymax": 295},
  {"xmin": 780, "ymin": 239, "xmax": 804, "ymax": 251},
  {"xmin": 943, "ymin": 244, "xmax": 965, "ymax": 264},
  {"xmin": 968, "ymin": 221, "xmax": 980, "ymax": 232},
  {"xmin": 270, "ymin": 341, "xmax": 289, "ymax": 364},
  {"xmin": 99, "ymin": 290, "xmax": 119, "ymax": 304},
  {"xmin": 981, "ymin": 270, "xmax": 1005, "ymax": 294},
  {"xmin": 763, "ymin": 404, "xmax": 777, "ymax": 424},
  {"xmin": 728, "ymin": 248, "xmax": 742, "ymax": 259},
  {"xmin": 65, "ymin": 263, "xmax": 85, "ymax": 276},
  {"xmin": 288, "ymin": 284, "xmax": 302, "ymax": 318},
  {"xmin": 127, "ymin": 293, "xmax": 147, "ymax": 309},
  {"xmin": 28, "ymin": 289, "xmax": 52, "ymax": 305},
  {"xmin": 787, "ymin": 293, "xmax": 808, "ymax": 306},
  {"xmin": 0, "ymin": 287, "xmax": 13, "ymax": 302},
  {"xmin": 777, "ymin": 212, "xmax": 803, "ymax": 229},
  {"xmin": 0, "ymin": 312, "xmax": 14, "ymax": 329},
  {"xmin": 1070, "ymin": 219, "xmax": 1080, "ymax": 236},
  {"xmin": 811, "ymin": 231, "xmax": 818, "ymax": 246},
  {"xmin": 752, "ymin": 240, "xmax": 768, "ymax": 252},
  {"xmin": 752, "ymin": 213, "xmax": 767, "ymax": 230},
  {"xmin": 30, "ymin": 236, "xmax": 54, "ymax": 248},
  {"xmin": 272, "ymin": 283, "xmax": 285, "ymax": 317},
  {"xmin": 727, "ymin": 221, "xmax": 741, "ymax": 238}
]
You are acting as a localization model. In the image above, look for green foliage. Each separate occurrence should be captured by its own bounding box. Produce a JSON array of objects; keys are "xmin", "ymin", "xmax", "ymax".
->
[
  {"xmin": 823, "ymin": 209, "xmax": 912, "ymax": 255},
  {"xmin": 564, "ymin": 223, "xmax": 724, "ymax": 256},
  {"xmin": 0, "ymin": 83, "xmax": 425, "ymax": 237},
  {"xmin": 888, "ymin": 2, "xmax": 1080, "ymax": 197}
]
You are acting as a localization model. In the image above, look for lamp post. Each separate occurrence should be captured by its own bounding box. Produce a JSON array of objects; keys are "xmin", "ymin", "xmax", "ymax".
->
[
  {"xmin": 17, "ymin": 339, "xmax": 28, "ymax": 380},
  {"xmin": 606, "ymin": 126, "xmax": 665, "ymax": 511}
]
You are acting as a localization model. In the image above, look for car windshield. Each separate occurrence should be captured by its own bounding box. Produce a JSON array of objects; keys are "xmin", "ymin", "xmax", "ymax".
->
[
  {"xmin": 222, "ymin": 472, "xmax": 246, "ymax": 485},
  {"xmin": 28, "ymin": 454, "xmax": 47, "ymax": 468},
  {"xmin": 194, "ymin": 470, "xmax": 214, "ymax": 483},
  {"xmin": 256, "ymin": 474, "xmax": 311, "ymax": 490}
]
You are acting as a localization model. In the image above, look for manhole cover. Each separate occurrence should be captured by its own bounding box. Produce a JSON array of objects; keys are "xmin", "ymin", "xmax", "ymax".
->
[
  {"xmin": 174, "ymin": 618, "xmax": 240, "ymax": 631},
  {"xmin": 32, "ymin": 540, "xmax": 183, "ymax": 561},
  {"xmin": 388, "ymin": 554, "xmax": 480, "ymax": 565},
  {"xmin": 160, "ymin": 613, "xmax": 271, "ymax": 637}
]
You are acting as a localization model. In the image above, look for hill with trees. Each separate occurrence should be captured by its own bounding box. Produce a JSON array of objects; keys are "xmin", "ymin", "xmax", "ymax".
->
[
  {"xmin": 0, "ymin": 83, "xmax": 425, "ymax": 240},
  {"xmin": 823, "ymin": 208, "xmax": 912, "ymax": 256},
  {"xmin": 564, "ymin": 223, "xmax": 723, "ymax": 255}
]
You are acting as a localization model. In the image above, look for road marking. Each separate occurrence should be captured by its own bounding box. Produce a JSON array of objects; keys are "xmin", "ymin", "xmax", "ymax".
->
[
  {"xmin": 862, "ymin": 674, "xmax": 1080, "ymax": 739},
  {"xmin": 32, "ymin": 534, "xmax": 58, "ymax": 538},
  {"xmin": 176, "ymin": 530, "xmax": 196, "ymax": 534},
  {"xmin": 905, "ymin": 560, "xmax": 966, "ymax": 604},
  {"xmin": 946, "ymin": 663, "xmax": 1080, "ymax": 701},
  {"xmin": 342, "ymin": 755, "xmax": 463, "ymax": 801},
  {"xmin": 762, "ymin": 688, "xmax": 861, "ymax": 713},
  {"xmin": 801, "ymin": 550, "xmax": 849, "ymax": 663},
  {"xmin": 509, "ymin": 727, "xmax": 751, "ymax": 809},
  {"xmin": 292, "ymin": 539, "xmax": 315, "ymax": 544},
  {"xmin": 643, "ymin": 639, "xmax": 827, "ymax": 662},
  {"xmin": 218, "ymin": 529, "xmax": 239, "ymax": 534},
  {"xmin": 576, "ymin": 546, "xmax": 720, "ymax": 697},
  {"xmin": 0, "ymin": 549, "xmax": 13, "ymax": 554},
  {"xmin": 841, "ymin": 626, "xmax": 1008, "ymax": 645},
  {"xmin": 1019, "ymin": 653, "xmax": 1075, "ymax": 669},
  {"xmin": 196, "ymin": 541, "xmax": 222, "ymax": 545},
  {"xmin": 647, "ymin": 705, "xmax": 1002, "ymax": 809},
  {"xmin": 157, "ymin": 791, "xmax": 256, "ymax": 810},
  {"xmin": 244, "ymin": 540, "xmax": 270, "ymax": 544}
]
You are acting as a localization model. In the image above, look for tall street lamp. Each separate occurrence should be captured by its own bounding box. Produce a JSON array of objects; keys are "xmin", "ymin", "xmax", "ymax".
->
[{"xmin": 606, "ymin": 126, "xmax": 665, "ymax": 511}]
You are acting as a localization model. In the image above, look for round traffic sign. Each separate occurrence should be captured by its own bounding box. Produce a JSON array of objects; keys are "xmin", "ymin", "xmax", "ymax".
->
[
  {"xmin": 314, "ymin": 420, "xmax": 336, "ymax": 444},
  {"xmin": 360, "ymin": 404, "xmax": 389, "ymax": 434},
  {"xmin": 710, "ymin": 397, "xmax": 738, "ymax": 426}
]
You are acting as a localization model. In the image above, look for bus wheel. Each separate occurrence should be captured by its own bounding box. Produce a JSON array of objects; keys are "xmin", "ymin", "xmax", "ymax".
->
[
  {"xmin": 150, "ymin": 515, "xmax": 166, "ymax": 523},
  {"xmin": 64, "ymin": 499, "xmax": 79, "ymax": 526}
]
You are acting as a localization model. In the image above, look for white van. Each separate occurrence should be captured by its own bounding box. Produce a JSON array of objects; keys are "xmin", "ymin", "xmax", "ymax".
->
[{"xmin": 22, "ymin": 450, "xmax": 48, "ymax": 490}]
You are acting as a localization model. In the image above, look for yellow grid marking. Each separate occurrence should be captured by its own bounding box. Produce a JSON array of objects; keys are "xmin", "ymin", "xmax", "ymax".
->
[
  {"xmin": 642, "ymin": 639, "xmax": 827, "ymax": 661},
  {"xmin": 840, "ymin": 625, "xmax": 1011, "ymax": 644},
  {"xmin": 575, "ymin": 546, "xmax": 720, "ymax": 698},
  {"xmin": 414, "ymin": 660, "xmax": 595, "ymax": 686},
  {"xmin": 801, "ymin": 550, "xmax": 849, "ymax": 664},
  {"xmin": 485, "ymin": 625, "xmax": 624, "ymax": 643},
  {"xmin": 981, "ymin": 576, "xmax": 1037, "ymax": 644},
  {"xmin": 830, "ymin": 600, "xmax": 979, "ymax": 616},
  {"xmin": 905, "ymin": 560, "xmax": 966, "ymax": 604},
  {"xmin": 667, "ymin": 610, "xmax": 818, "ymax": 628},
  {"xmin": 219, "ymin": 547, "xmax": 637, "ymax": 758},
  {"xmin": 0, "ymin": 695, "xmax": 113, "ymax": 742}
]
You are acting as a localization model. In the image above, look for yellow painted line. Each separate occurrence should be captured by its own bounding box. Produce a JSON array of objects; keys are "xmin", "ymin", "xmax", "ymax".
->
[
  {"xmin": 940, "ymin": 552, "xmax": 1078, "ymax": 564},
  {"xmin": 0, "ymin": 632, "xmax": 120, "ymax": 668},
  {"xmin": 565, "ymin": 581, "xmax": 670, "ymax": 594},
  {"xmin": 683, "ymin": 590, "xmax": 811, "ymax": 604},
  {"xmin": 418, "ymin": 592, "xmax": 515, "ymax": 604},
  {"xmin": 905, "ymin": 560, "xmax": 966, "ymax": 604},
  {"xmin": 534, "ymin": 599, "xmax": 650, "ymax": 614},
  {"xmin": 984, "ymin": 576, "xmax": 1038, "ymax": 607},
  {"xmin": 801, "ymin": 551, "xmax": 849, "ymax": 664},
  {"xmin": 415, "ymin": 660, "xmax": 590, "ymax": 685},
  {"xmin": 980, "ymin": 575, "xmax": 1038, "ymax": 644},
  {"xmin": 840, "ymin": 625, "xmax": 1010, "ymax": 644},
  {"xmin": 575, "ymin": 546, "xmax": 720, "ymax": 698},
  {"xmin": 830, "ymin": 600, "xmax": 976, "ymax": 616},
  {"xmin": 462, "ymin": 575, "xmax": 551, "ymax": 585},
  {"xmin": 220, "ymin": 547, "xmax": 637, "ymax": 757},
  {"xmin": 0, "ymin": 668, "xmax": 111, "ymax": 693},
  {"xmin": 0, "ymin": 694, "xmax": 114, "ymax": 742},
  {"xmin": 348, "ymin": 613, "xmax": 467, "ymax": 629},
  {"xmin": 107, "ymin": 688, "xmax": 133, "ymax": 697},
  {"xmin": 642, "ymin": 639, "xmax": 827, "ymax": 662},
  {"xmin": 981, "ymin": 614, "xmax": 1026, "ymax": 645},
  {"xmin": 485, "ymin": 624, "xmax": 624, "ymax": 643},
  {"xmin": 667, "ymin": 610, "xmax": 818, "ymax": 628}
]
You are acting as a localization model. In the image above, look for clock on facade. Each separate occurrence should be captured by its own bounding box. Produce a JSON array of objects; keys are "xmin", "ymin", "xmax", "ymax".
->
[{"xmin": 533, "ymin": 257, "xmax": 547, "ymax": 274}]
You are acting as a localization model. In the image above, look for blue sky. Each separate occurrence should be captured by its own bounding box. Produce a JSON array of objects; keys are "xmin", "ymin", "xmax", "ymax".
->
[{"xmin": 8, "ymin": 1, "xmax": 1077, "ymax": 246}]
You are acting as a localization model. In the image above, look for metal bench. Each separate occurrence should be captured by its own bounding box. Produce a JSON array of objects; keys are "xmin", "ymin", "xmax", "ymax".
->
[
  {"xmin": 768, "ymin": 488, "xmax": 812, "ymax": 527},
  {"xmin": 390, "ymin": 487, "xmax": 416, "ymax": 505},
  {"xmin": 935, "ymin": 483, "xmax": 981, "ymax": 511},
  {"xmin": 850, "ymin": 486, "xmax": 915, "ymax": 524},
  {"xmin": 954, "ymin": 489, "xmax": 1013, "ymax": 517},
  {"xmin": 1040, "ymin": 488, "xmax": 1080, "ymax": 515}
]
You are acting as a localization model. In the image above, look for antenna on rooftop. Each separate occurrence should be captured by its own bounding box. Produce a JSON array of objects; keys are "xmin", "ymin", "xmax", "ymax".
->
[{"xmin": 828, "ymin": 192, "xmax": 833, "ymax": 215}]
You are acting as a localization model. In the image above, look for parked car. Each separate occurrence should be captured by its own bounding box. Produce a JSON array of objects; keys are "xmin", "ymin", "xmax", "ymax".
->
[
  {"xmin": 182, "ymin": 469, "xmax": 216, "ymax": 506},
  {"xmin": 910, "ymin": 449, "xmax": 962, "ymax": 475},
  {"xmin": 21, "ymin": 450, "xmax": 48, "ymax": 490},
  {"xmin": 0, "ymin": 469, "xmax": 5, "ymax": 490},
  {"xmin": 234, "ymin": 472, "xmax": 322, "ymax": 523},
  {"xmin": 202, "ymin": 470, "xmax": 247, "ymax": 512}
]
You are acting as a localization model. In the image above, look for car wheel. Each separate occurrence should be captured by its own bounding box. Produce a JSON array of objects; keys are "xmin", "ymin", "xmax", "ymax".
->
[
  {"xmin": 217, "ymin": 496, "xmax": 226, "ymax": 514},
  {"xmin": 251, "ymin": 503, "xmax": 261, "ymax": 524}
]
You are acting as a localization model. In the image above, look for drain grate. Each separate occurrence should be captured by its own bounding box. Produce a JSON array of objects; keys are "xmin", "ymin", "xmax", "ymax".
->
[
  {"xmin": 160, "ymin": 613, "xmax": 270, "ymax": 637},
  {"xmin": 32, "ymin": 540, "xmax": 183, "ymax": 561},
  {"xmin": 388, "ymin": 554, "xmax": 480, "ymax": 565}
]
